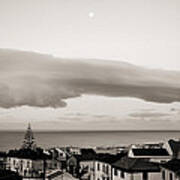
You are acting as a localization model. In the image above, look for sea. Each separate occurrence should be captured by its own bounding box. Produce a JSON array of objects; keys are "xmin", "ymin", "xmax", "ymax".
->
[{"xmin": 0, "ymin": 131, "xmax": 180, "ymax": 152}]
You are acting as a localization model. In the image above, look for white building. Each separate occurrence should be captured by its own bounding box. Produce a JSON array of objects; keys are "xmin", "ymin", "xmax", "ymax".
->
[
  {"xmin": 80, "ymin": 160, "xmax": 112, "ymax": 180},
  {"xmin": 6, "ymin": 124, "xmax": 56, "ymax": 179},
  {"xmin": 112, "ymin": 156, "xmax": 161, "ymax": 180},
  {"xmin": 7, "ymin": 156, "xmax": 44, "ymax": 177},
  {"xmin": 128, "ymin": 144, "xmax": 172, "ymax": 163}
]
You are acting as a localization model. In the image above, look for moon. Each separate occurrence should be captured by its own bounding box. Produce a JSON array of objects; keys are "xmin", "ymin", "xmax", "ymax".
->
[{"xmin": 88, "ymin": 12, "xmax": 95, "ymax": 19}]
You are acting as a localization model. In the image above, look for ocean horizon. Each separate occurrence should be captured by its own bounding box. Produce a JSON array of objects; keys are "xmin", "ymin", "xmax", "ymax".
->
[{"xmin": 1, "ymin": 130, "xmax": 180, "ymax": 152}]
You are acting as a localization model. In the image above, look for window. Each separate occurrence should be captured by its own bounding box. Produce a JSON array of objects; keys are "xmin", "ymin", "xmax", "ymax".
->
[
  {"xmin": 103, "ymin": 164, "xmax": 105, "ymax": 172},
  {"xmin": 169, "ymin": 173, "xmax": 173, "ymax": 180},
  {"xmin": 121, "ymin": 171, "xmax": 125, "ymax": 179},
  {"xmin": 162, "ymin": 170, "xmax": 165, "ymax": 180},
  {"xmin": 97, "ymin": 163, "xmax": 100, "ymax": 171},
  {"xmin": 114, "ymin": 168, "xmax": 118, "ymax": 176},
  {"xmin": 24, "ymin": 169, "xmax": 27, "ymax": 176},
  {"xmin": 143, "ymin": 172, "xmax": 148, "ymax": 180},
  {"xmin": 106, "ymin": 166, "xmax": 109, "ymax": 173},
  {"xmin": 27, "ymin": 161, "xmax": 30, "ymax": 168},
  {"xmin": 20, "ymin": 160, "xmax": 23, "ymax": 172}
]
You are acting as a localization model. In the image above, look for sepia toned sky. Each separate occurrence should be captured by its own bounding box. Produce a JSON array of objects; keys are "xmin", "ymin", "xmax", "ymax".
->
[{"xmin": 0, "ymin": 0, "xmax": 180, "ymax": 130}]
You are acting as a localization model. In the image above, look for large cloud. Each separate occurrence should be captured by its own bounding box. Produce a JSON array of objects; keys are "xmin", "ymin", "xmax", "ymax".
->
[{"xmin": 0, "ymin": 49, "xmax": 180, "ymax": 108}]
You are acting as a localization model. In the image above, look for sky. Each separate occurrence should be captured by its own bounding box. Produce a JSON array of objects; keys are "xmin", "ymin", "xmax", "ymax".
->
[{"xmin": 0, "ymin": 0, "xmax": 180, "ymax": 130}]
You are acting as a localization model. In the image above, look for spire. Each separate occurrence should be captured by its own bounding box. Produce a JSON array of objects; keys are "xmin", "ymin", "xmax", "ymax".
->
[{"xmin": 22, "ymin": 123, "xmax": 36, "ymax": 150}]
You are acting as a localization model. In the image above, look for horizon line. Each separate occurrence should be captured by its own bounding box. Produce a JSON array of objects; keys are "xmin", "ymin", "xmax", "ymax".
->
[{"xmin": 1, "ymin": 129, "xmax": 180, "ymax": 132}]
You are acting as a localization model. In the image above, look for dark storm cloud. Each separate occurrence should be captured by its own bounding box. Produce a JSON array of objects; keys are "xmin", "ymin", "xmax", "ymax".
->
[{"xmin": 0, "ymin": 49, "xmax": 180, "ymax": 108}]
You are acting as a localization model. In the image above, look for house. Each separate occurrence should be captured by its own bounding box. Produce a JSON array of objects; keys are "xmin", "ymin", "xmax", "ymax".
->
[
  {"xmin": 80, "ymin": 159, "xmax": 112, "ymax": 180},
  {"xmin": 79, "ymin": 153, "xmax": 121, "ymax": 180},
  {"xmin": 6, "ymin": 148, "xmax": 51, "ymax": 178},
  {"xmin": 168, "ymin": 139, "xmax": 180, "ymax": 159},
  {"xmin": 67, "ymin": 150, "xmax": 126, "ymax": 180},
  {"xmin": 67, "ymin": 148, "xmax": 97, "ymax": 177},
  {"xmin": 67, "ymin": 146, "xmax": 81, "ymax": 155},
  {"xmin": 161, "ymin": 159, "xmax": 180, "ymax": 180},
  {"xmin": 128, "ymin": 144, "xmax": 171, "ymax": 163},
  {"xmin": 48, "ymin": 147, "xmax": 68, "ymax": 169},
  {"xmin": 112, "ymin": 155, "xmax": 161, "ymax": 180},
  {"xmin": 95, "ymin": 146, "xmax": 126, "ymax": 155},
  {"xmin": 5, "ymin": 124, "xmax": 58, "ymax": 178}
]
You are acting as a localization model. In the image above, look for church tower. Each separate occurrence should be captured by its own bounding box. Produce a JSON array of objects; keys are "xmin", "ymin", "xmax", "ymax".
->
[{"xmin": 22, "ymin": 123, "xmax": 36, "ymax": 150}]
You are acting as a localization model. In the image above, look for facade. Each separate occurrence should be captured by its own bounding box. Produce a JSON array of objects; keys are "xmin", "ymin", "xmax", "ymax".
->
[
  {"xmin": 7, "ymin": 157, "xmax": 44, "ymax": 177},
  {"xmin": 161, "ymin": 159, "xmax": 180, "ymax": 180},
  {"xmin": 67, "ymin": 155, "xmax": 79, "ymax": 177},
  {"xmin": 48, "ymin": 147, "xmax": 68, "ymax": 170},
  {"xmin": 67, "ymin": 151, "xmax": 125, "ymax": 180},
  {"xmin": 80, "ymin": 160, "xmax": 112, "ymax": 180}
]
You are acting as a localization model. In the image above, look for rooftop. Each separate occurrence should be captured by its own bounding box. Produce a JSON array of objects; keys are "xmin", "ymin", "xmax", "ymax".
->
[
  {"xmin": 73, "ymin": 152, "xmax": 126, "ymax": 164},
  {"xmin": 113, "ymin": 156, "xmax": 160, "ymax": 173},
  {"xmin": 161, "ymin": 159, "xmax": 180, "ymax": 173},
  {"xmin": 7, "ymin": 148, "xmax": 52, "ymax": 160}
]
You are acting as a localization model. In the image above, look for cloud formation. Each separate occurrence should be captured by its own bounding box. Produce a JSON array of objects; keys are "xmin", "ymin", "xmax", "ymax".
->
[
  {"xmin": 0, "ymin": 49, "xmax": 180, "ymax": 108},
  {"xmin": 129, "ymin": 112, "xmax": 170, "ymax": 119}
]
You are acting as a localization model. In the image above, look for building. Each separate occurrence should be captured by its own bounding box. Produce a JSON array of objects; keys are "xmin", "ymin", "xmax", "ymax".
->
[
  {"xmin": 67, "ymin": 148, "xmax": 97, "ymax": 177},
  {"xmin": 6, "ymin": 124, "xmax": 53, "ymax": 178},
  {"xmin": 161, "ymin": 159, "xmax": 180, "ymax": 180},
  {"xmin": 79, "ymin": 157, "xmax": 112, "ymax": 180},
  {"xmin": 112, "ymin": 155, "xmax": 161, "ymax": 180},
  {"xmin": 168, "ymin": 139, "xmax": 180, "ymax": 159},
  {"xmin": 7, "ymin": 148, "xmax": 51, "ymax": 178},
  {"xmin": 95, "ymin": 146, "xmax": 126, "ymax": 155},
  {"xmin": 67, "ymin": 149, "xmax": 126, "ymax": 180},
  {"xmin": 48, "ymin": 147, "xmax": 69, "ymax": 169},
  {"xmin": 128, "ymin": 144, "xmax": 171, "ymax": 163},
  {"xmin": 67, "ymin": 146, "xmax": 81, "ymax": 155}
]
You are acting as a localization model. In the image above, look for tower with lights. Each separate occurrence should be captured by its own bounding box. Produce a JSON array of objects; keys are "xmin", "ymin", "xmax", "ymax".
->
[{"xmin": 22, "ymin": 123, "xmax": 36, "ymax": 150}]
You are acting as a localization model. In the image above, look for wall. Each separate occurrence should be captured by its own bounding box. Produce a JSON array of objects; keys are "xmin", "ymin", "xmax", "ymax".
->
[
  {"xmin": 7, "ymin": 157, "xmax": 44, "ymax": 177},
  {"xmin": 80, "ymin": 160, "xmax": 112, "ymax": 180},
  {"xmin": 161, "ymin": 168, "xmax": 179, "ymax": 180},
  {"xmin": 112, "ymin": 168, "xmax": 161, "ymax": 180}
]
